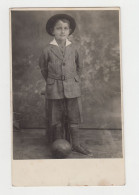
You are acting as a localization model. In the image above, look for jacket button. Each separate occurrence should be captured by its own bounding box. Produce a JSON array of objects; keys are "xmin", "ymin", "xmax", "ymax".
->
[{"xmin": 62, "ymin": 62, "xmax": 65, "ymax": 66}]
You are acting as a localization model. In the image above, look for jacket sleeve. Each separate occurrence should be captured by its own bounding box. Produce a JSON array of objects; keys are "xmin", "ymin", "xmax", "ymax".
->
[
  {"xmin": 39, "ymin": 48, "xmax": 49, "ymax": 82},
  {"xmin": 75, "ymin": 47, "xmax": 83, "ymax": 77}
]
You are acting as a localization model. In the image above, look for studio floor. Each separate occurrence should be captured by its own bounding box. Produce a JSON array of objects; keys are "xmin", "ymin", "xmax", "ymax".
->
[{"xmin": 13, "ymin": 129, "xmax": 123, "ymax": 159}]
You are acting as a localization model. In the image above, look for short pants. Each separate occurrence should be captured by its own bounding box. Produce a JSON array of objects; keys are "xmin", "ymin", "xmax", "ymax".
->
[{"xmin": 46, "ymin": 98, "xmax": 82, "ymax": 126}]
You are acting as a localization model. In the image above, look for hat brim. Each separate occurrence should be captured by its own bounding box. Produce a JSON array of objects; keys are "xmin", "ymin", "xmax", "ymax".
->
[{"xmin": 46, "ymin": 14, "xmax": 76, "ymax": 36}]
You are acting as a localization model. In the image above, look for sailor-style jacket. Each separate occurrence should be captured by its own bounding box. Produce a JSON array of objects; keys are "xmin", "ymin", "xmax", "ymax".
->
[{"xmin": 39, "ymin": 39, "xmax": 82, "ymax": 99}]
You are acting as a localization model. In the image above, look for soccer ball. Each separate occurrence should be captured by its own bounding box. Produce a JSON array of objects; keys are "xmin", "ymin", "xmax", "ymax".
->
[{"xmin": 51, "ymin": 139, "xmax": 72, "ymax": 158}]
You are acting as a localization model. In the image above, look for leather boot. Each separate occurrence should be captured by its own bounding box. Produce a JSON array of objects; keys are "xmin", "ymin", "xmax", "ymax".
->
[
  {"xmin": 70, "ymin": 125, "xmax": 93, "ymax": 157},
  {"xmin": 54, "ymin": 124, "xmax": 63, "ymax": 141}
]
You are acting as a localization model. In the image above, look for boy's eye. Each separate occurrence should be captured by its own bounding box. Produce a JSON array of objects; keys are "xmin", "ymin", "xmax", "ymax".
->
[
  {"xmin": 56, "ymin": 27, "xmax": 62, "ymax": 30},
  {"xmin": 56, "ymin": 27, "xmax": 69, "ymax": 30}
]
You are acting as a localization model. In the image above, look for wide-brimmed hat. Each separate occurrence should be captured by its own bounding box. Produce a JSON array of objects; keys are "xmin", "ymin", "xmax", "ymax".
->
[{"xmin": 46, "ymin": 14, "xmax": 76, "ymax": 36}]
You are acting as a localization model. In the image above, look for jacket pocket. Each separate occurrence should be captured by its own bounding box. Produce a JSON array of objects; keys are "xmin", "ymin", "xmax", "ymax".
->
[
  {"xmin": 47, "ymin": 78, "xmax": 55, "ymax": 85},
  {"xmin": 74, "ymin": 75, "xmax": 80, "ymax": 82}
]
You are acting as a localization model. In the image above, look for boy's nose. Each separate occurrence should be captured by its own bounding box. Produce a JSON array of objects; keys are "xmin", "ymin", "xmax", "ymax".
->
[{"xmin": 61, "ymin": 28, "xmax": 65, "ymax": 33}]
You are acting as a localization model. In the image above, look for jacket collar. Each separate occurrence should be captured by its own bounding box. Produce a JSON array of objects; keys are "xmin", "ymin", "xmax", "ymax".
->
[{"xmin": 49, "ymin": 38, "xmax": 72, "ymax": 47}]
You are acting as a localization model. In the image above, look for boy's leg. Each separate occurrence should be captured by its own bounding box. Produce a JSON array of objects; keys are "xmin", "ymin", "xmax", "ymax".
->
[
  {"xmin": 70, "ymin": 124, "xmax": 93, "ymax": 156},
  {"xmin": 47, "ymin": 99, "xmax": 64, "ymax": 141},
  {"xmin": 54, "ymin": 123, "xmax": 63, "ymax": 140},
  {"xmin": 66, "ymin": 98, "xmax": 93, "ymax": 156}
]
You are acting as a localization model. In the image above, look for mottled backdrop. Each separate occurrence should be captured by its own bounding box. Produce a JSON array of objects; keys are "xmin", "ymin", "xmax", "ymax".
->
[{"xmin": 12, "ymin": 10, "xmax": 121, "ymax": 129}]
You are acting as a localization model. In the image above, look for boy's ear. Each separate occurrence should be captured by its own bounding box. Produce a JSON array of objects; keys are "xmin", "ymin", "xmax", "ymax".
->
[{"xmin": 50, "ymin": 28, "xmax": 54, "ymax": 36}]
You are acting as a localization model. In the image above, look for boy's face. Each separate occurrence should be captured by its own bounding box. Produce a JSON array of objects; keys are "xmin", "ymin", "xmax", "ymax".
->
[{"xmin": 53, "ymin": 20, "xmax": 70, "ymax": 41}]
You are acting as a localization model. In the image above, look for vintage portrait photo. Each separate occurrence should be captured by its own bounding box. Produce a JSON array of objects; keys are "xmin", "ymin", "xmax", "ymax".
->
[{"xmin": 11, "ymin": 8, "xmax": 125, "ymax": 186}]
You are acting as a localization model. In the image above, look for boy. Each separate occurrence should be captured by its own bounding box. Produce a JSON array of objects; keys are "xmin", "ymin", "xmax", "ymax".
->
[{"xmin": 39, "ymin": 14, "xmax": 92, "ymax": 156}]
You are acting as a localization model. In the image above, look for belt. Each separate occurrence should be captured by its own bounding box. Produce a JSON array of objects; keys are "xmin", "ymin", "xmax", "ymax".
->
[{"xmin": 48, "ymin": 73, "xmax": 76, "ymax": 81}]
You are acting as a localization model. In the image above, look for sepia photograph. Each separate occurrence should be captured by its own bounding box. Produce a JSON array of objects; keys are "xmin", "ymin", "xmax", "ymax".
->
[
  {"xmin": 10, "ymin": 7, "xmax": 125, "ymax": 186},
  {"xmin": 11, "ymin": 8, "xmax": 123, "ymax": 160}
]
